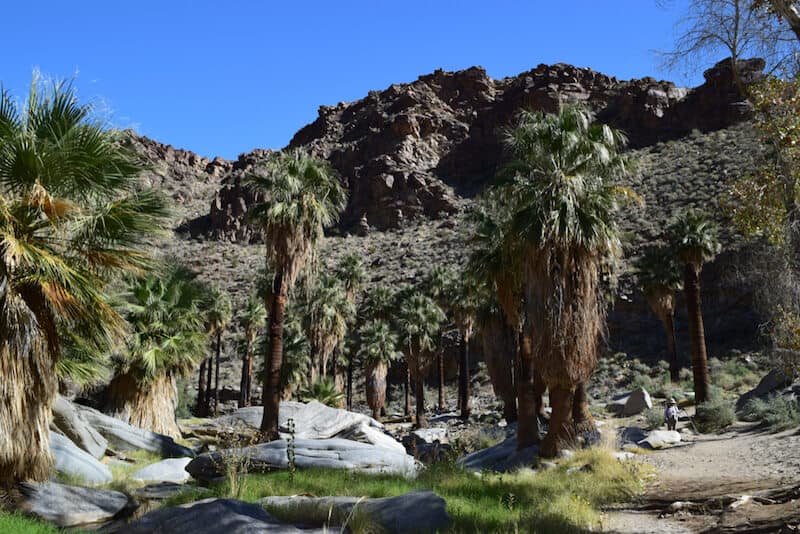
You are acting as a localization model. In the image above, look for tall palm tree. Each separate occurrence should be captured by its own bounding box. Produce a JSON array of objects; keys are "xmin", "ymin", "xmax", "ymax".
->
[
  {"xmin": 205, "ymin": 286, "xmax": 232, "ymax": 416},
  {"xmin": 397, "ymin": 293, "xmax": 446, "ymax": 428},
  {"xmin": 360, "ymin": 285, "xmax": 396, "ymax": 414},
  {"xmin": 0, "ymin": 79, "xmax": 167, "ymax": 483},
  {"xmin": 446, "ymin": 274, "xmax": 482, "ymax": 419},
  {"xmin": 476, "ymin": 298, "xmax": 518, "ymax": 423},
  {"xmin": 258, "ymin": 304, "xmax": 311, "ymax": 401},
  {"xmin": 668, "ymin": 209, "xmax": 721, "ymax": 403},
  {"xmin": 358, "ymin": 319, "xmax": 400, "ymax": 420},
  {"xmin": 335, "ymin": 254, "xmax": 366, "ymax": 303},
  {"xmin": 238, "ymin": 293, "xmax": 266, "ymax": 407},
  {"xmin": 499, "ymin": 106, "xmax": 632, "ymax": 457},
  {"xmin": 246, "ymin": 149, "xmax": 347, "ymax": 440},
  {"xmin": 423, "ymin": 266, "xmax": 456, "ymax": 412},
  {"xmin": 635, "ymin": 246, "xmax": 684, "ymax": 382},
  {"xmin": 305, "ymin": 274, "xmax": 354, "ymax": 382},
  {"xmin": 106, "ymin": 266, "xmax": 207, "ymax": 438}
]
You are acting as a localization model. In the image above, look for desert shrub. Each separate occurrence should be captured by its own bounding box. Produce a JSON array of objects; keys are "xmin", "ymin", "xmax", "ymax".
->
[
  {"xmin": 741, "ymin": 396, "xmax": 800, "ymax": 432},
  {"xmin": 643, "ymin": 407, "xmax": 664, "ymax": 430},
  {"xmin": 299, "ymin": 378, "xmax": 345, "ymax": 407},
  {"xmin": 694, "ymin": 397, "xmax": 735, "ymax": 433}
]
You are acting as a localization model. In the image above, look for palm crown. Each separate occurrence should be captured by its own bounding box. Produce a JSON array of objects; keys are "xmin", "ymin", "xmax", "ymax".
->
[
  {"xmin": 357, "ymin": 319, "xmax": 400, "ymax": 365},
  {"xmin": 397, "ymin": 293, "xmax": 446, "ymax": 354},
  {"xmin": 667, "ymin": 209, "xmax": 722, "ymax": 268},
  {"xmin": 635, "ymin": 246, "xmax": 683, "ymax": 295}
]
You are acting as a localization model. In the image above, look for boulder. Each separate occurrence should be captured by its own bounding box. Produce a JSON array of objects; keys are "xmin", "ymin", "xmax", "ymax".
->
[
  {"xmin": 638, "ymin": 430, "xmax": 682, "ymax": 449},
  {"xmin": 134, "ymin": 482, "xmax": 210, "ymax": 501},
  {"xmin": 622, "ymin": 388, "xmax": 653, "ymax": 416},
  {"xmin": 132, "ymin": 457, "xmax": 193, "ymax": 484},
  {"xmin": 50, "ymin": 432, "xmax": 112, "ymax": 485},
  {"xmin": 121, "ymin": 498, "xmax": 327, "ymax": 533},
  {"xmin": 74, "ymin": 404, "xmax": 193, "ymax": 458},
  {"xmin": 186, "ymin": 438, "xmax": 418, "ymax": 481},
  {"xmin": 51, "ymin": 396, "xmax": 107, "ymax": 459},
  {"xmin": 736, "ymin": 369, "xmax": 793, "ymax": 411},
  {"xmin": 457, "ymin": 435, "xmax": 539, "ymax": 472},
  {"xmin": 18, "ymin": 481, "xmax": 130, "ymax": 527},
  {"xmin": 260, "ymin": 490, "xmax": 451, "ymax": 533}
]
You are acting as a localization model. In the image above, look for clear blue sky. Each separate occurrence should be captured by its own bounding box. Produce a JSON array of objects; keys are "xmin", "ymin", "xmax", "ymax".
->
[{"xmin": 2, "ymin": 1, "xmax": 698, "ymax": 159}]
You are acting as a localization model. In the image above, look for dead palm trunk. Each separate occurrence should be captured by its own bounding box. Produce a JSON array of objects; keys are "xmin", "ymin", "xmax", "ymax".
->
[
  {"xmin": 196, "ymin": 358, "xmax": 208, "ymax": 415},
  {"xmin": 308, "ymin": 346, "xmax": 318, "ymax": 385},
  {"xmin": 365, "ymin": 360, "xmax": 387, "ymax": 421},
  {"xmin": 571, "ymin": 382, "xmax": 595, "ymax": 435},
  {"xmin": 516, "ymin": 326, "xmax": 545, "ymax": 449},
  {"xmin": 482, "ymin": 316, "xmax": 518, "ymax": 424},
  {"xmin": 214, "ymin": 331, "xmax": 222, "ymax": 416},
  {"xmin": 541, "ymin": 384, "xmax": 575, "ymax": 458},
  {"xmin": 684, "ymin": 262, "xmax": 712, "ymax": 403},
  {"xmin": 0, "ymin": 290, "xmax": 56, "ymax": 486},
  {"xmin": 260, "ymin": 271, "xmax": 286, "ymax": 440},
  {"xmin": 107, "ymin": 371, "xmax": 182, "ymax": 439},
  {"xmin": 239, "ymin": 333, "xmax": 254, "ymax": 408},
  {"xmin": 458, "ymin": 329, "xmax": 471, "ymax": 419}
]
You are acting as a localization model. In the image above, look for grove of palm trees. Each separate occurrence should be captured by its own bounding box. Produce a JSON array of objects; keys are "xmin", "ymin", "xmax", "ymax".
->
[{"xmin": 3, "ymin": 2, "xmax": 800, "ymax": 533}]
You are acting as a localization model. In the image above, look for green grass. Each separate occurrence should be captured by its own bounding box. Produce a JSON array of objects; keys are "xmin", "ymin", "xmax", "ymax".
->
[
  {"xmin": 0, "ymin": 512, "xmax": 64, "ymax": 534},
  {"xmin": 164, "ymin": 448, "xmax": 648, "ymax": 533}
]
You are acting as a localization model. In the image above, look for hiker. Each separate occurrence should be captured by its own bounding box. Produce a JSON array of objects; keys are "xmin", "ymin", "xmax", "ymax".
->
[{"xmin": 664, "ymin": 398, "xmax": 679, "ymax": 431}]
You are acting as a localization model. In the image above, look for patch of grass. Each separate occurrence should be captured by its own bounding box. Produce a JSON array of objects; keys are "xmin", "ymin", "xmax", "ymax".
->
[
  {"xmin": 103, "ymin": 449, "xmax": 164, "ymax": 494},
  {"xmin": 167, "ymin": 448, "xmax": 647, "ymax": 533},
  {"xmin": 0, "ymin": 512, "xmax": 64, "ymax": 534},
  {"xmin": 694, "ymin": 397, "xmax": 735, "ymax": 433},
  {"xmin": 741, "ymin": 396, "xmax": 800, "ymax": 432}
]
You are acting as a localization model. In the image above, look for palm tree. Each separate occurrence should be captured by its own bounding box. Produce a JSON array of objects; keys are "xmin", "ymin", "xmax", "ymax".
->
[
  {"xmin": 476, "ymin": 298, "xmax": 518, "ymax": 423},
  {"xmin": 499, "ymin": 106, "xmax": 632, "ymax": 457},
  {"xmin": 238, "ymin": 294, "xmax": 266, "ymax": 407},
  {"xmin": 305, "ymin": 274, "xmax": 354, "ymax": 383},
  {"xmin": 423, "ymin": 266, "xmax": 456, "ymax": 412},
  {"xmin": 258, "ymin": 304, "xmax": 310, "ymax": 401},
  {"xmin": 358, "ymin": 319, "xmax": 400, "ymax": 420},
  {"xmin": 447, "ymin": 274, "xmax": 481, "ymax": 419},
  {"xmin": 397, "ymin": 293, "xmax": 446, "ymax": 428},
  {"xmin": 205, "ymin": 286, "xmax": 232, "ymax": 416},
  {"xmin": 668, "ymin": 209, "xmax": 721, "ymax": 403},
  {"xmin": 635, "ymin": 246, "xmax": 684, "ymax": 382},
  {"xmin": 106, "ymin": 266, "xmax": 207, "ymax": 438},
  {"xmin": 0, "ymin": 79, "xmax": 167, "ymax": 484},
  {"xmin": 246, "ymin": 149, "xmax": 347, "ymax": 440},
  {"xmin": 335, "ymin": 254, "xmax": 366, "ymax": 303}
]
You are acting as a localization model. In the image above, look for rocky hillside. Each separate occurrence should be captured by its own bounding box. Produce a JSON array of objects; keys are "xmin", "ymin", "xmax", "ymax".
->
[{"xmin": 177, "ymin": 57, "xmax": 764, "ymax": 241}]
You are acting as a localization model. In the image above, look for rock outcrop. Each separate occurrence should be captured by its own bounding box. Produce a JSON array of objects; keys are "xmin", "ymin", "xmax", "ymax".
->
[{"xmin": 190, "ymin": 58, "xmax": 764, "ymax": 239}]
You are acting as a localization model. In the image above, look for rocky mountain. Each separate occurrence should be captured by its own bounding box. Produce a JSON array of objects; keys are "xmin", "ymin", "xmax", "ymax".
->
[{"xmin": 178, "ymin": 57, "xmax": 764, "ymax": 241}]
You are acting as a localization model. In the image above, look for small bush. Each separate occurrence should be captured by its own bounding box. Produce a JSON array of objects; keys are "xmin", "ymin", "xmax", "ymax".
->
[
  {"xmin": 299, "ymin": 378, "xmax": 345, "ymax": 407},
  {"xmin": 741, "ymin": 396, "xmax": 800, "ymax": 432},
  {"xmin": 694, "ymin": 397, "xmax": 735, "ymax": 433},
  {"xmin": 643, "ymin": 407, "xmax": 664, "ymax": 430}
]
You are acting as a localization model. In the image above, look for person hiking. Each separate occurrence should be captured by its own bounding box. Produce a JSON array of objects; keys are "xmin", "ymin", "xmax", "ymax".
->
[{"xmin": 664, "ymin": 398, "xmax": 679, "ymax": 430}]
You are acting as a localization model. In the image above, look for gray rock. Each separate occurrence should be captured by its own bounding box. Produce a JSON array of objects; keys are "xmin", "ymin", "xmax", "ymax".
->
[
  {"xmin": 132, "ymin": 457, "xmax": 192, "ymax": 484},
  {"xmin": 134, "ymin": 482, "xmax": 209, "ymax": 501},
  {"xmin": 622, "ymin": 388, "xmax": 653, "ymax": 416},
  {"xmin": 618, "ymin": 426, "xmax": 647, "ymax": 445},
  {"xmin": 260, "ymin": 490, "xmax": 451, "ymax": 533},
  {"xmin": 736, "ymin": 369, "xmax": 793, "ymax": 411},
  {"xmin": 50, "ymin": 432, "xmax": 112, "ymax": 485},
  {"xmin": 51, "ymin": 396, "xmax": 107, "ymax": 459},
  {"xmin": 186, "ymin": 438, "xmax": 418, "ymax": 481},
  {"xmin": 638, "ymin": 430, "xmax": 682, "ymax": 449},
  {"xmin": 121, "ymin": 498, "xmax": 327, "ymax": 533},
  {"xmin": 18, "ymin": 481, "xmax": 130, "ymax": 527},
  {"xmin": 74, "ymin": 404, "xmax": 193, "ymax": 458},
  {"xmin": 457, "ymin": 434, "xmax": 540, "ymax": 472}
]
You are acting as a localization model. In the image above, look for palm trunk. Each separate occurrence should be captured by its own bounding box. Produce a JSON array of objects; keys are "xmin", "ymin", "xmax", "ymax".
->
[
  {"xmin": 247, "ymin": 352, "xmax": 254, "ymax": 406},
  {"xmin": 516, "ymin": 330, "xmax": 544, "ymax": 449},
  {"xmin": 205, "ymin": 348, "xmax": 213, "ymax": 415},
  {"xmin": 196, "ymin": 358, "xmax": 208, "ymax": 416},
  {"xmin": 403, "ymin": 362, "xmax": 411, "ymax": 417},
  {"xmin": 684, "ymin": 263, "xmax": 711, "ymax": 404},
  {"xmin": 540, "ymin": 384, "xmax": 575, "ymax": 458},
  {"xmin": 346, "ymin": 358, "xmax": 354, "ymax": 411},
  {"xmin": 260, "ymin": 270, "xmax": 286, "ymax": 440},
  {"xmin": 214, "ymin": 331, "xmax": 222, "ymax": 416},
  {"xmin": 414, "ymin": 351, "xmax": 427, "ymax": 428},
  {"xmin": 572, "ymin": 382, "xmax": 595, "ymax": 435},
  {"xmin": 665, "ymin": 313, "xmax": 679, "ymax": 383},
  {"xmin": 239, "ymin": 336, "xmax": 251, "ymax": 408},
  {"xmin": 107, "ymin": 371, "xmax": 181, "ymax": 439},
  {"xmin": 0, "ymin": 288, "xmax": 56, "ymax": 485},
  {"xmin": 308, "ymin": 345, "xmax": 317, "ymax": 385},
  {"xmin": 459, "ymin": 330, "xmax": 471, "ymax": 419},
  {"xmin": 366, "ymin": 360, "xmax": 387, "ymax": 421},
  {"xmin": 437, "ymin": 345, "xmax": 445, "ymax": 412}
]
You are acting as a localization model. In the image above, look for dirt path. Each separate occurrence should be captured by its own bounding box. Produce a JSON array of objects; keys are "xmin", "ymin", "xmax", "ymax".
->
[{"xmin": 603, "ymin": 422, "xmax": 800, "ymax": 533}]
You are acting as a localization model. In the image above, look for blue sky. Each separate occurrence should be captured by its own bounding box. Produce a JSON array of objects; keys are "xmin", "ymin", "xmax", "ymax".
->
[{"xmin": 1, "ymin": 1, "xmax": 697, "ymax": 159}]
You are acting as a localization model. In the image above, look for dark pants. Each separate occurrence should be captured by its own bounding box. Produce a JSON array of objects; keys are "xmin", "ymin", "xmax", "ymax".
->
[{"xmin": 666, "ymin": 418, "xmax": 677, "ymax": 431}]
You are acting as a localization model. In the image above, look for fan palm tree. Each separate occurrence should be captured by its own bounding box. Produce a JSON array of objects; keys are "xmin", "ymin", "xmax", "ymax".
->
[
  {"xmin": 397, "ymin": 293, "xmax": 446, "ymax": 428},
  {"xmin": 246, "ymin": 149, "xmax": 347, "ymax": 440},
  {"xmin": 499, "ymin": 105, "xmax": 632, "ymax": 457},
  {"xmin": 238, "ymin": 293, "xmax": 266, "ymax": 407},
  {"xmin": 335, "ymin": 254, "xmax": 366, "ymax": 303},
  {"xmin": 358, "ymin": 319, "xmax": 400, "ymax": 420},
  {"xmin": 258, "ymin": 305, "xmax": 311, "ymax": 401},
  {"xmin": 107, "ymin": 266, "xmax": 207, "ymax": 437},
  {"xmin": 305, "ymin": 274, "xmax": 355, "ymax": 382},
  {"xmin": 204, "ymin": 286, "xmax": 232, "ymax": 416},
  {"xmin": 0, "ymin": 79, "xmax": 167, "ymax": 484},
  {"xmin": 635, "ymin": 246, "xmax": 684, "ymax": 382},
  {"xmin": 476, "ymin": 297, "xmax": 518, "ymax": 423},
  {"xmin": 668, "ymin": 209, "xmax": 721, "ymax": 403},
  {"xmin": 423, "ymin": 266, "xmax": 456, "ymax": 411},
  {"xmin": 468, "ymin": 196, "xmax": 543, "ymax": 448}
]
